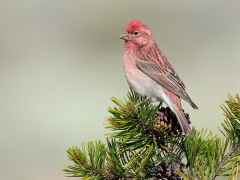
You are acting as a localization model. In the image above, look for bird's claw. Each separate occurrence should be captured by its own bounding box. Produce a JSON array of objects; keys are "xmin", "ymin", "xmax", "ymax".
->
[{"xmin": 134, "ymin": 101, "xmax": 143, "ymax": 110}]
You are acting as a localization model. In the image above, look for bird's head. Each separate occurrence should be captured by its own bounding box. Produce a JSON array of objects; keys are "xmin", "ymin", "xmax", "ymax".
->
[{"xmin": 120, "ymin": 20, "xmax": 153, "ymax": 48}]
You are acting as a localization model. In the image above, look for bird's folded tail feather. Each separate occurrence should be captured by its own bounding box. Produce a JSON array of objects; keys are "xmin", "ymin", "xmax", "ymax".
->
[
  {"xmin": 175, "ymin": 110, "xmax": 193, "ymax": 136},
  {"xmin": 190, "ymin": 101, "xmax": 198, "ymax": 109},
  {"xmin": 184, "ymin": 94, "xmax": 198, "ymax": 109}
]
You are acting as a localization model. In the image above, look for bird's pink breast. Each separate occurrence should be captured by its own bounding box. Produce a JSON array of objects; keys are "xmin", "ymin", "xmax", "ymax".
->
[{"xmin": 123, "ymin": 48, "xmax": 165, "ymax": 102}]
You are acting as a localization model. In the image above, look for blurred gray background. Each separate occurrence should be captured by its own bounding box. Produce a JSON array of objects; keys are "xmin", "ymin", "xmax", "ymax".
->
[{"xmin": 0, "ymin": 1, "xmax": 239, "ymax": 180}]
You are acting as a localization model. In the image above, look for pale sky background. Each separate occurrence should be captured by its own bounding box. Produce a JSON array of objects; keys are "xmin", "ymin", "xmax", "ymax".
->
[{"xmin": 0, "ymin": 1, "xmax": 239, "ymax": 180}]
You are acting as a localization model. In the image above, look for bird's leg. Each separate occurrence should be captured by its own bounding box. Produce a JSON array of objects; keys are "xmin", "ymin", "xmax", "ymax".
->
[
  {"xmin": 134, "ymin": 96, "xmax": 148, "ymax": 110},
  {"xmin": 134, "ymin": 101, "xmax": 143, "ymax": 109},
  {"xmin": 156, "ymin": 101, "xmax": 163, "ymax": 110},
  {"xmin": 134, "ymin": 98, "xmax": 163, "ymax": 111}
]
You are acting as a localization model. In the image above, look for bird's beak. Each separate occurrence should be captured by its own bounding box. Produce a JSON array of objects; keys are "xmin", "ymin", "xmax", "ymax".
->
[{"xmin": 119, "ymin": 33, "xmax": 130, "ymax": 41}]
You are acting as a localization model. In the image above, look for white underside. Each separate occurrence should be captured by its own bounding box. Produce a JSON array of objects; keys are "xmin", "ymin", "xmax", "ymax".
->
[{"xmin": 123, "ymin": 54, "xmax": 174, "ymax": 110}]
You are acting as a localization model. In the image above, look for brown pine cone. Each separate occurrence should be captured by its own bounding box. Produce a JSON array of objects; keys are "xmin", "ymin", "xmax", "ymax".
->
[{"xmin": 153, "ymin": 107, "xmax": 191, "ymax": 137}]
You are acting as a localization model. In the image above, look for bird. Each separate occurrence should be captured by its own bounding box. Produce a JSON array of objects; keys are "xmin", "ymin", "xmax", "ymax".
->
[{"xmin": 119, "ymin": 20, "xmax": 198, "ymax": 135}]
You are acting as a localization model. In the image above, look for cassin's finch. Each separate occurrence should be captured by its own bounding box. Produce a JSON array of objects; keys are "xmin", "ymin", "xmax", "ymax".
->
[{"xmin": 120, "ymin": 20, "xmax": 198, "ymax": 135}]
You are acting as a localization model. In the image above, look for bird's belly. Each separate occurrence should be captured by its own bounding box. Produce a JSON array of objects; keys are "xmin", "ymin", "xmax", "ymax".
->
[{"xmin": 124, "ymin": 66, "xmax": 165, "ymax": 102}]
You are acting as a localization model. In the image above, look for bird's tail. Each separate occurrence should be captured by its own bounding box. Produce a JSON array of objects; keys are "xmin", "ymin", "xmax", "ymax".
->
[
  {"xmin": 175, "ymin": 110, "xmax": 193, "ymax": 136},
  {"xmin": 189, "ymin": 100, "xmax": 198, "ymax": 109},
  {"xmin": 185, "ymin": 94, "xmax": 198, "ymax": 109}
]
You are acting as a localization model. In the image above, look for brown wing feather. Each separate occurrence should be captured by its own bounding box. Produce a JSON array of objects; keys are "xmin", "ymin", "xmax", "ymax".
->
[
  {"xmin": 136, "ymin": 61, "xmax": 188, "ymax": 99},
  {"xmin": 135, "ymin": 45, "xmax": 197, "ymax": 108}
]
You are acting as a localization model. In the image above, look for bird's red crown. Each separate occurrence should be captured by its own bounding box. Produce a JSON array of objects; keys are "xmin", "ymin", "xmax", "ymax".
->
[{"xmin": 125, "ymin": 20, "xmax": 144, "ymax": 34}]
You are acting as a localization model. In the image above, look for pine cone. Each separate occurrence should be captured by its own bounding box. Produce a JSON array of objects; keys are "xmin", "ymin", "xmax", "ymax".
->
[
  {"xmin": 151, "ymin": 161, "xmax": 187, "ymax": 180},
  {"xmin": 153, "ymin": 107, "xmax": 190, "ymax": 136}
]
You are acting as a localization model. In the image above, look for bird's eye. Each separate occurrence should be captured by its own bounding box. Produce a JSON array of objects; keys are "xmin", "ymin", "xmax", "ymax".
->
[{"xmin": 133, "ymin": 31, "xmax": 139, "ymax": 35}]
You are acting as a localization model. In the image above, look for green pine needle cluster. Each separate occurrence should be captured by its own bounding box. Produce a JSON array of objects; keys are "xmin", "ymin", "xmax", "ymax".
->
[{"xmin": 62, "ymin": 91, "xmax": 239, "ymax": 179}]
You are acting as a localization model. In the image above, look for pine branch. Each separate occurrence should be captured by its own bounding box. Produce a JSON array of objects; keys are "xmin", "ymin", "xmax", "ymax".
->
[
  {"xmin": 62, "ymin": 141, "xmax": 109, "ymax": 179},
  {"xmin": 212, "ymin": 142, "xmax": 239, "ymax": 179},
  {"xmin": 105, "ymin": 90, "xmax": 188, "ymax": 174},
  {"xmin": 63, "ymin": 140, "xmax": 134, "ymax": 179},
  {"xmin": 220, "ymin": 94, "xmax": 240, "ymax": 146},
  {"xmin": 62, "ymin": 91, "xmax": 240, "ymax": 179}
]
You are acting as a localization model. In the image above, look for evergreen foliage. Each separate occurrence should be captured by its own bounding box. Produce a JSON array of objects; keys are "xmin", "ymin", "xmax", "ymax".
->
[{"xmin": 62, "ymin": 91, "xmax": 240, "ymax": 179}]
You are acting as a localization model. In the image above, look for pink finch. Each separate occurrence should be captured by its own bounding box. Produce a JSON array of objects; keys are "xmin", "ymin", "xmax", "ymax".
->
[{"xmin": 119, "ymin": 20, "xmax": 198, "ymax": 135}]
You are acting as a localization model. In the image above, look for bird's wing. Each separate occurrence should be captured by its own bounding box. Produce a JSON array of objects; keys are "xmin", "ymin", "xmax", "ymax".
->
[{"xmin": 135, "ymin": 56, "xmax": 190, "ymax": 101}]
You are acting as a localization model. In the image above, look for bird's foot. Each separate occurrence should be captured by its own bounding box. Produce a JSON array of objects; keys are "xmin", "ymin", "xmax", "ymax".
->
[
  {"xmin": 134, "ymin": 96, "xmax": 148, "ymax": 110},
  {"xmin": 157, "ymin": 101, "xmax": 163, "ymax": 109},
  {"xmin": 134, "ymin": 101, "xmax": 143, "ymax": 110}
]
